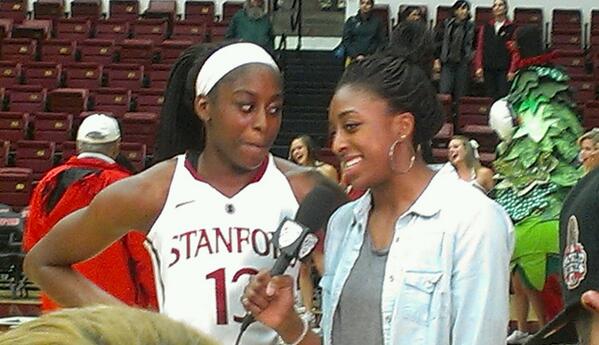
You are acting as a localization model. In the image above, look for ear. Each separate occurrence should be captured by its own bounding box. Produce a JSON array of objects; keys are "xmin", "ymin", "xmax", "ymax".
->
[
  {"xmin": 194, "ymin": 95, "xmax": 211, "ymax": 123},
  {"xmin": 391, "ymin": 112, "xmax": 415, "ymax": 140}
]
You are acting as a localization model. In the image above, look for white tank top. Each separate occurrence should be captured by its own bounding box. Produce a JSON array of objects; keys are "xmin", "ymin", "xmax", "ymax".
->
[{"xmin": 147, "ymin": 152, "xmax": 299, "ymax": 345}]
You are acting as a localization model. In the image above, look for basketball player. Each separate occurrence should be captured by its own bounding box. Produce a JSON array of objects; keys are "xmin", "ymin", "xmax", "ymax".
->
[{"xmin": 24, "ymin": 42, "xmax": 338, "ymax": 345}]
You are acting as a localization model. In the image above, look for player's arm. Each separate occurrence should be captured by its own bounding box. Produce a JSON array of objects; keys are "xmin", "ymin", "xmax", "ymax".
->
[{"xmin": 23, "ymin": 161, "xmax": 174, "ymax": 308}]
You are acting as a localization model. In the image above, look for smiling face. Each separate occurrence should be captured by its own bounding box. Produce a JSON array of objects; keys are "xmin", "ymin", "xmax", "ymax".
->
[
  {"xmin": 329, "ymin": 85, "xmax": 405, "ymax": 189},
  {"xmin": 196, "ymin": 63, "xmax": 283, "ymax": 172},
  {"xmin": 290, "ymin": 138, "xmax": 310, "ymax": 166},
  {"xmin": 448, "ymin": 138, "xmax": 467, "ymax": 165}
]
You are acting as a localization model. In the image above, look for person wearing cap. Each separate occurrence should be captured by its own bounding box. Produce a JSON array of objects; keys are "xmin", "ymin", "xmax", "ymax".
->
[
  {"xmin": 525, "ymin": 157, "xmax": 599, "ymax": 345},
  {"xmin": 23, "ymin": 42, "xmax": 342, "ymax": 345},
  {"xmin": 23, "ymin": 114, "xmax": 157, "ymax": 312}
]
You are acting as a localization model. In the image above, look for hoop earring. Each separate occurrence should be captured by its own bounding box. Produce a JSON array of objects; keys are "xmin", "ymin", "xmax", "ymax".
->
[{"xmin": 388, "ymin": 138, "xmax": 416, "ymax": 174}]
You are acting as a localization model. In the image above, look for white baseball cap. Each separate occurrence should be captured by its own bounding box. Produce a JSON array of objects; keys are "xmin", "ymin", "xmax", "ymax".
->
[{"xmin": 77, "ymin": 114, "xmax": 121, "ymax": 144}]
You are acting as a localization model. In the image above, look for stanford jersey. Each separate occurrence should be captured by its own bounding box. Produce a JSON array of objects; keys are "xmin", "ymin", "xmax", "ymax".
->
[{"xmin": 147, "ymin": 152, "xmax": 299, "ymax": 344}]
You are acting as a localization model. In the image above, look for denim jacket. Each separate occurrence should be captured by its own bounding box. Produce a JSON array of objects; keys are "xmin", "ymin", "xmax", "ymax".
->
[{"xmin": 320, "ymin": 173, "xmax": 514, "ymax": 345}]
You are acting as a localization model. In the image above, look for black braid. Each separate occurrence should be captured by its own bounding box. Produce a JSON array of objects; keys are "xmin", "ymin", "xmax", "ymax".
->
[{"xmin": 338, "ymin": 21, "xmax": 444, "ymax": 146}]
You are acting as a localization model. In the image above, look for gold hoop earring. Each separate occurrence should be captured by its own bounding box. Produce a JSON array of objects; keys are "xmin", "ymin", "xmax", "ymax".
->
[{"xmin": 388, "ymin": 138, "xmax": 416, "ymax": 174}]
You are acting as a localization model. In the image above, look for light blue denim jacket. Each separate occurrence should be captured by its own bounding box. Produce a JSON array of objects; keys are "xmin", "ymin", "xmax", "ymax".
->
[{"xmin": 320, "ymin": 173, "xmax": 514, "ymax": 345}]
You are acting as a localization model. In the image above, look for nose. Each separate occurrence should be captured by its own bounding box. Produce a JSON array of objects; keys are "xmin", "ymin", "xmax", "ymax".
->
[
  {"xmin": 331, "ymin": 131, "xmax": 347, "ymax": 156},
  {"xmin": 252, "ymin": 108, "xmax": 268, "ymax": 132}
]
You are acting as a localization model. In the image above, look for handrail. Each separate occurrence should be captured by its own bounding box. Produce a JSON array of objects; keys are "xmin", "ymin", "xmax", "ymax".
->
[{"xmin": 289, "ymin": 0, "xmax": 303, "ymax": 49}]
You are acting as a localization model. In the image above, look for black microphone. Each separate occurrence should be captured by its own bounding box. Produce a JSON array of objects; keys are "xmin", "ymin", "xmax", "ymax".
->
[{"xmin": 235, "ymin": 183, "xmax": 347, "ymax": 345}]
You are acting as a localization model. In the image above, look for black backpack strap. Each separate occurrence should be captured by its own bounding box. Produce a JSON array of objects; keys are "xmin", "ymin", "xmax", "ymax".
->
[{"xmin": 43, "ymin": 168, "xmax": 101, "ymax": 213}]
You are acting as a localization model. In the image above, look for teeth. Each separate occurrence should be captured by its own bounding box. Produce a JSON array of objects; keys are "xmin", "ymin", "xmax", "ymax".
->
[{"xmin": 344, "ymin": 157, "xmax": 361, "ymax": 168}]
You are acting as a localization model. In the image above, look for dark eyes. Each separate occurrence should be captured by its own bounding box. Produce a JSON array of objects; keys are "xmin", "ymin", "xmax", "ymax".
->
[
  {"xmin": 343, "ymin": 122, "xmax": 360, "ymax": 131},
  {"xmin": 237, "ymin": 103, "xmax": 282, "ymax": 116}
]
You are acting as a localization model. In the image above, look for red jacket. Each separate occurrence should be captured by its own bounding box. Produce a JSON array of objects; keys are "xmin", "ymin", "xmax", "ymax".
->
[
  {"xmin": 473, "ymin": 19, "xmax": 520, "ymax": 74},
  {"xmin": 23, "ymin": 156, "xmax": 157, "ymax": 312}
]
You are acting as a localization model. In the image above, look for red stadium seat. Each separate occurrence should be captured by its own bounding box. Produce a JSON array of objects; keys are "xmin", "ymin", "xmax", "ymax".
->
[
  {"xmin": 5, "ymin": 85, "xmax": 46, "ymax": 114},
  {"xmin": 105, "ymin": 63, "xmax": 144, "ymax": 90},
  {"xmin": 121, "ymin": 112, "xmax": 158, "ymax": 153},
  {"xmin": 170, "ymin": 20, "xmax": 207, "ymax": 43},
  {"xmin": 40, "ymin": 39, "xmax": 77, "ymax": 64},
  {"xmin": 0, "ymin": 112, "xmax": 29, "ymax": 145},
  {"xmin": 0, "ymin": 62, "xmax": 22, "ymax": 89},
  {"xmin": 63, "ymin": 62, "xmax": 103, "ymax": 89},
  {"xmin": 222, "ymin": 1, "xmax": 243, "ymax": 22},
  {"xmin": 131, "ymin": 18, "xmax": 168, "ymax": 45},
  {"xmin": 514, "ymin": 7, "xmax": 543, "ymax": 28},
  {"xmin": 14, "ymin": 140, "xmax": 55, "ymax": 180},
  {"xmin": 134, "ymin": 88, "xmax": 163, "ymax": 113},
  {"xmin": 120, "ymin": 142, "xmax": 146, "ymax": 171},
  {"xmin": 31, "ymin": 112, "xmax": 73, "ymax": 147},
  {"xmin": 583, "ymin": 101, "xmax": 599, "ymax": 130},
  {"xmin": 95, "ymin": 19, "xmax": 131, "ymax": 43},
  {"xmin": 60, "ymin": 140, "xmax": 76, "ymax": 162},
  {"xmin": 208, "ymin": 23, "xmax": 228, "ymax": 42},
  {"xmin": 118, "ymin": 39, "xmax": 155, "ymax": 65},
  {"xmin": 456, "ymin": 96, "xmax": 497, "ymax": 152},
  {"xmin": 22, "ymin": 62, "xmax": 62, "ymax": 89},
  {"xmin": 55, "ymin": 18, "xmax": 92, "ymax": 41},
  {"xmin": 569, "ymin": 74, "xmax": 596, "ymax": 106},
  {"xmin": 46, "ymin": 88, "xmax": 89, "ymax": 116},
  {"xmin": 78, "ymin": 39, "xmax": 117, "ymax": 64},
  {"xmin": 91, "ymin": 88, "xmax": 132, "ymax": 118},
  {"xmin": 0, "ymin": 167, "xmax": 34, "ymax": 209},
  {"xmin": 70, "ymin": 0, "xmax": 102, "ymax": 20},
  {"xmin": 435, "ymin": 5, "xmax": 452, "ymax": 29},
  {"xmin": 0, "ymin": 19, "xmax": 14, "ymax": 39},
  {"xmin": 0, "ymin": 39, "xmax": 37, "ymax": 63},
  {"xmin": 145, "ymin": 64, "xmax": 170, "ymax": 89},
  {"xmin": 370, "ymin": 4, "xmax": 390, "ymax": 37},
  {"xmin": 158, "ymin": 40, "xmax": 193, "ymax": 64},
  {"xmin": 109, "ymin": 0, "xmax": 139, "ymax": 21},
  {"xmin": 0, "ymin": 0, "xmax": 27, "ymax": 23},
  {"xmin": 185, "ymin": 1, "xmax": 215, "ymax": 24},
  {"xmin": 33, "ymin": 0, "xmax": 64, "ymax": 20},
  {"xmin": 12, "ymin": 19, "xmax": 52, "ymax": 40}
]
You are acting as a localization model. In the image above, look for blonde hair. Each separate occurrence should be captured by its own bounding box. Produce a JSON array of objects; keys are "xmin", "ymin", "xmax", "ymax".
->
[
  {"xmin": 0, "ymin": 306, "xmax": 219, "ymax": 345},
  {"xmin": 451, "ymin": 135, "xmax": 481, "ymax": 170},
  {"xmin": 578, "ymin": 128, "xmax": 599, "ymax": 147}
]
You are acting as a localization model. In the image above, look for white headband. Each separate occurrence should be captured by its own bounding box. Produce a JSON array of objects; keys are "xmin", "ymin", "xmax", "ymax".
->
[{"xmin": 195, "ymin": 42, "xmax": 279, "ymax": 96}]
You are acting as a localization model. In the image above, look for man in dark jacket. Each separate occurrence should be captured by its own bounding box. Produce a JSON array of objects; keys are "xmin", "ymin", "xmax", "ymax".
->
[
  {"xmin": 341, "ymin": 0, "xmax": 386, "ymax": 63},
  {"xmin": 434, "ymin": 0, "xmax": 475, "ymax": 101},
  {"xmin": 225, "ymin": 0, "xmax": 274, "ymax": 52}
]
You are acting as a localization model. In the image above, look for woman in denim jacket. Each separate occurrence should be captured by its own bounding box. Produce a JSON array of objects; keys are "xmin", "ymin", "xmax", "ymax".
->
[{"xmin": 241, "ymin": 22, "xmax": 514, "ymax": 345}]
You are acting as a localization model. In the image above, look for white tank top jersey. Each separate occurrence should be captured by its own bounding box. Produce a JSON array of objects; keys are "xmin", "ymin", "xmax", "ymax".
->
[{"xmin": 147, "ymin": 152, "xmax": 300, "ymax": 345}]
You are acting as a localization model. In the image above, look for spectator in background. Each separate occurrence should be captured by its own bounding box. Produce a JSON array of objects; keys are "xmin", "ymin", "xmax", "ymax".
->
[
  {"xmin": 434, "ymin": 0, "xmax": 475, "ymax": 101},
  {"xmin": 399, "ymin": 5, "xmax": 425, "ymax": 23},
  {"xmin": 289, "ymin": 135, "xmax": 339, "ymax": 182},
  {"xmin": 473, "ymin": 0, "xmax": 518, "ymax": 100},
  {"xmin": 439, "ymin": 135, "xmax": 494, "ymax": 193},
  {"xmin": 578, "ymin": 129, "xmax": 599, "ymax": 175},
  {"xmin": 226, "ymin": 0, "xmax": 274, "ymax": 52},
  {"xmin": 341, "ymin": 0, "xmax": 386, "ymax": 65},
  {"xmin": 23, "ymin": 114, "xmax": 157, "ymax": 312}
]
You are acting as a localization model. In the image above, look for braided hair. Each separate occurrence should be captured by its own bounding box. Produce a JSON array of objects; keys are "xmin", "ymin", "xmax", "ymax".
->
[{"xmin": 339, "ymin": 21, "xmax": 444, "ymax": 147}]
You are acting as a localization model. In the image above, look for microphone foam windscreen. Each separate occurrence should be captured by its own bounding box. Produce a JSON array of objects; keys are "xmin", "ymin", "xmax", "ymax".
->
[{"xmin": 294, "ymin": 183, "xmax": 348, "ymax": 232}]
